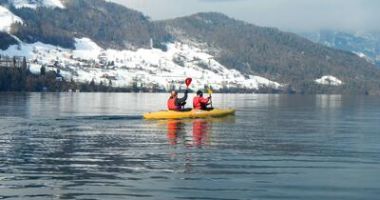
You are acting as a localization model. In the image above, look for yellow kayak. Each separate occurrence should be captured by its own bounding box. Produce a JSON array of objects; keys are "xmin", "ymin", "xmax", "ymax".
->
[{"xmin": 143, "ymin": 108, "xmax": 235, "ymax": 120}]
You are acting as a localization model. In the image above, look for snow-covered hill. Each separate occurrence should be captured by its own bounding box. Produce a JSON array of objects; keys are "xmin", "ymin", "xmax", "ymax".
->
[
  {"xmin": 0, "ymin": 37, "xmax": 283, "ymax": 91},
  {"xmin": 315, "ymin": 76, "xmax": 343, "ymax": 86},
  {"xmin": 1, "ymin": 0, "xmax": 373, "ymax": 93},
  {"xmin": 0, "ymin": 5, "xmax": 22, "ymax": 32},
  {"xmin": 8, "ymin": 0, "xmax": 65, "ymax": 9}
]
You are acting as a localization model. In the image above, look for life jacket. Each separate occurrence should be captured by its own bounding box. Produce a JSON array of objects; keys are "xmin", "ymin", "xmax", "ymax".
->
[
  {"xmin": 167, "ymin": 98, "xmax": 179, "ymax": 110},
  {"xmin": 193, "ymin": 96, "xmax": 208, "ymax": 110}
]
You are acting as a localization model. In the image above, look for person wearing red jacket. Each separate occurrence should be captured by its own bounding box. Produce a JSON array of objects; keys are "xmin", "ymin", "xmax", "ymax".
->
[
  {"xmin": 167, "ymin": 89, "xmax": 188, "ymax": 111},
  {"xmin": 193, "ymin": 90, "xmax": 211, "ymax": 110}
]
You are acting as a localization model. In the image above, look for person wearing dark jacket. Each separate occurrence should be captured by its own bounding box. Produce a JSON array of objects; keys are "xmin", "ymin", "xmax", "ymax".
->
[{"xmin": 167, "ymin": 89, "xmax": 188, "ymax": 111}]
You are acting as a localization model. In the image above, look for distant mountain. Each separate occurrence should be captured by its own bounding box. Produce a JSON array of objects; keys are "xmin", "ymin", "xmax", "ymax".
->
[
  {"xmin": 160, "ymin": 13, "xmax": 380, "ymax": 93},
  {"xmin": 301, "ymin": 30, "xmax": 380, "ymax": 67},
  {"xmin": 1, "ymin": 0, "xmax": 380, "ymax": 94}
]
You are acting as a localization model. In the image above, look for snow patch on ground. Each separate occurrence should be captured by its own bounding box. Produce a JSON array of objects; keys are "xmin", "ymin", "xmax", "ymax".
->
[
  {"xmin": 356, "ymin": 52, "xmax": 367, "ymax": 58},
  {"xmin": 73, "ymin": 38, "xmax": 102, "ymax": 60},
  {"xmin": 354, "ymin": 51, "xmax": 375, "ymax": 64},
  {"xmin": 9, "ymin": 0, "xmax": 65, "ymax": 9},
  {"xmin": 43, "ymin": 0, "xmax": 64, "ymax": 8},
  {"xmin": 0, "ymin": 37, "xmax": 283, "ymax": 91},
  {"xmin": 0, "ymin": 5, "xmax": 23, "ymax": 32},
  {"xmin": 315, "ymin": 76, "xmax": 343, "ymax": 86}
]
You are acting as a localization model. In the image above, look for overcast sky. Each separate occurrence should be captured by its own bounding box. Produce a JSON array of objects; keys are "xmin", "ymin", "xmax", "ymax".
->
[{"xmin": 109, "ymin": 0, "xmax": 380, "ymax": 32}]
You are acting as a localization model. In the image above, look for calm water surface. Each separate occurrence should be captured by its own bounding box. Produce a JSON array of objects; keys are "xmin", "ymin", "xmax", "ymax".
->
[{"xmin": 0, "ymin": 93, "xmax": 379, "ymax": 200}]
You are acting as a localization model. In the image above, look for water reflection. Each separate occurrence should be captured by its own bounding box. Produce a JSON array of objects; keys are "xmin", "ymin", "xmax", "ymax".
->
[
  {"xmin": 316, "ymin": 95, "xmax": 342, "ymax": 109},
  {"xmin": 1, "ymin": 93, "xmax": 380, "ymax": 200},
  {"xmin": 165, "ymin": 119, "xmax": 212, "ymax": 147},
  {"xmin": 166, "ymin": 120, "xmax": 186, "ymax": 146},
  {"xmin": 192, "ymin": 119, "xmax": 210, "ymax": 147}
]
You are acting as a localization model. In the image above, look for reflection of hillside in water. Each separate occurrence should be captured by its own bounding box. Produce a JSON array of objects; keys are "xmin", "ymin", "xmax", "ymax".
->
[{"xmin": 316, "ymin": 95, "xmax": 342, "ymax": 109}]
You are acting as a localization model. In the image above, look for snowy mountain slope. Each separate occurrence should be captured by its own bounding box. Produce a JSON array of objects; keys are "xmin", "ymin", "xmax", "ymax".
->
[
  {"xmin": 7, "ymin": 0, "xmax": 65, "ymax": 9},
  {"xmin": 0, "ymin": 0, "xmax": 379, "ymax": 93},
  {"xmin": 0, "ymin": 38, "xmax": 282, "ymax": 91},
  {"xmin": 0, "ymin": 5, "xmax": 22, "ymax": 32},
  {"xmin": 162, "ymin": 12, "xmax": 380, "ymax": 95}
]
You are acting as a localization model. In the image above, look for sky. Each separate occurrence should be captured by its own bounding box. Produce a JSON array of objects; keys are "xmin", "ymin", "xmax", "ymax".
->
[{"xmin": 109, "ymin": 0, "xmax": 380, "ymax": 33}]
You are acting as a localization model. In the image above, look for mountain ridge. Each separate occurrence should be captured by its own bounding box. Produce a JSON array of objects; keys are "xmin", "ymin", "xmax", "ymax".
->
[
  {"xmin": 1, "ymin": 0, "xmax": 380, "ymax": 94},
  {"xmin": 161, "ymin": 13, "xmax": 380, "ymax": 90},
  {"xmin": 300, "ymin": 30, "xmax": 380, "ymax": 67}
]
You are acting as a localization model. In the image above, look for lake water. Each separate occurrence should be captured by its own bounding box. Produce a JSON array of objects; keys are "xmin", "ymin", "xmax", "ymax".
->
[{"xmin": 0, "ymin": 93, "xmax": 379, "ymax": 200}]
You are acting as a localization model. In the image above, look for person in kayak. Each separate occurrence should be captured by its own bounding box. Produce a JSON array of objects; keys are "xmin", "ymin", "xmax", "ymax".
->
[
  {"xmin": 193, "ymin": 90, "xmax": 211, "ymax": 110},
  {"xmin": 167, "ymin": 89, "xmax": 188, "ymax": 111}
]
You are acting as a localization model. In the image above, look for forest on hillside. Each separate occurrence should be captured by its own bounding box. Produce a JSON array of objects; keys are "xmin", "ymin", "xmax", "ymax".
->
[
  {"xmin": 0, "ymin": 63, "xmax": 375, "ymax": 94},
  {"xmin": 7, "ymin": 0, "xmax": 171, "ymax": 50},
  {"xmin": 1, "ymin": 1, "xmax": 380, "ymax": 94}
]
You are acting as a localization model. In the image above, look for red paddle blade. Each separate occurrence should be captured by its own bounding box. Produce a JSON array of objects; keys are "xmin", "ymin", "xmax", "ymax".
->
[{"xmin": 185, "ymin": 78, "xmax": 192, "ymax": 87}]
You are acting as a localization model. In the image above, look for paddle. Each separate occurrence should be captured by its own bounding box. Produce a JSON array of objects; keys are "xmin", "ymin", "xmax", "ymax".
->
[
  {"xmin": 207, "ymin": 84, "xmax": 213, "ymax": 109},
  {"xmin": 178, "ymin": 77, "xmax": 192, "ymax": 110},
  {"xmin": 185, "ymin": 77, "xmax": 192, "ymax": 88}
]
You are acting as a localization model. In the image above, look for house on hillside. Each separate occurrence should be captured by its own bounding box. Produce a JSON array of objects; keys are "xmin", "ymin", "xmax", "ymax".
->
[{"xmin": 98, "ymin": 51, "xmax": 107, "ymax": 66}]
